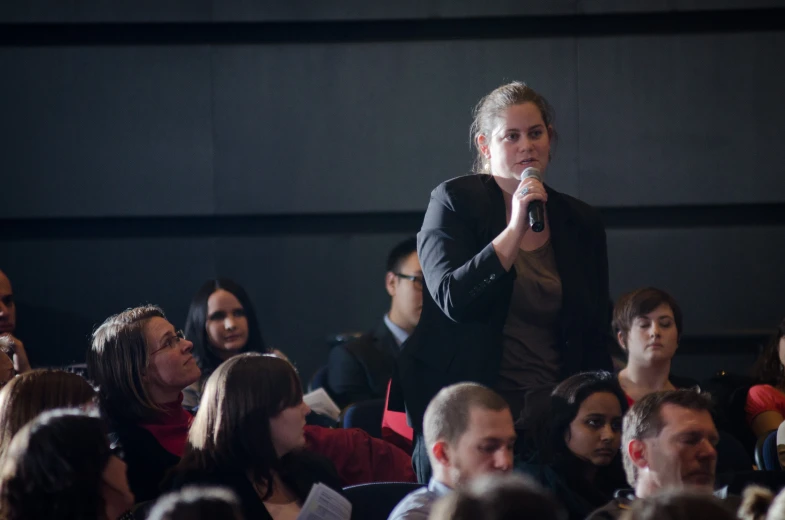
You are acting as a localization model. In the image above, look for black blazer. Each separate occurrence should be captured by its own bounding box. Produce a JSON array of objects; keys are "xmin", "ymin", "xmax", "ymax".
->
[
  {"xmin": 392, "ymin": 174, "xmax": 613, "ymax": 431},
  {"xmin": 327, "ymin": 321, "xmax": 399, "ymax": 408},
  {"xmin": 168, "ymin": 451, "xmax": 343, "ymax": 520}
]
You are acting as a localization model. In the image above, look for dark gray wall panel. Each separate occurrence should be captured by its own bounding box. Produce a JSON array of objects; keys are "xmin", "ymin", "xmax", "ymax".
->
[
  {"xmin": 0, "ymin": 1, "xmax": 211, "ymax": 23},
  {"xmin": 212, "ymin": 0, "xmax": 576, "ymax": 22},
  {"xmin": 607, "ymin": 227, "xmax": 785, "ymax": 335},
  {"xmin": 578, "ymin": 0, "xmax": 785, "ymax": 14},
  {"xmin": 1, "ymin": 233, "xmax": 409, "ymax": 381},
  {"xmin": 6, "ymin": 0, "xmax": 775, "ymax": 23},
  {"xmin": 0, "ymin": 46, "xmax": 214, "ymax": 218},
  {"xmin": 577, "ymin": 32, "xmax": 785, "ymax": 206},
  {"xmin": 211, "ymin": 40, "xmax": 579, "ymax": 214},
  {"xmin": 214, "ymin": 234, "xmax": 411, "ymax": 382},
  {"xmin": 0, "ymin": 238, "xmax": 216, "ymax": 366}
]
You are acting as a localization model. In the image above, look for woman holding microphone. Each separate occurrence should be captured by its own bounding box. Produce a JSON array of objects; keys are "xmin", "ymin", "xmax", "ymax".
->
[{"xmin": 392, "ymin": 81, "xmax": 613, "ymax": 480}]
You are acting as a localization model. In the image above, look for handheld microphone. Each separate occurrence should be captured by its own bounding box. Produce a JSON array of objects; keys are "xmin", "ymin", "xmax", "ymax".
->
[{"xmin": 522, "ymin": 167, "xmax": 545, "ymax": 233}]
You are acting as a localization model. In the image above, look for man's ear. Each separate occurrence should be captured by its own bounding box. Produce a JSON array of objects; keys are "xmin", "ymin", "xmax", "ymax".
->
[
  {"xmin": 432, "ymin": 440, "xmax": 451, "ymax": 467},
  {"xmin": 385, "ymin": 271, "xmax": 396, "ymax": 297},
  {"xmin": 628, "ymin": 439, "xmax": 648, "ymax": 470}
]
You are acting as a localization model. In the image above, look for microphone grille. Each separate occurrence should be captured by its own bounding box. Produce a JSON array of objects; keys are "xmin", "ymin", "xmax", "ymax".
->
[{"xmin": 522, "ymin": 167, "xmax": 542, "ymax": 181}]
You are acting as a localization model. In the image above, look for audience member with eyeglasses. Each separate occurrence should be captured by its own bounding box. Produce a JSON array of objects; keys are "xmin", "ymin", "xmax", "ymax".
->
[
  {"xmin": 390, "ymin": 82, "xmax": 613, "ymax": 483},
  {"xmin": 327, "ymin": 236, "xmax": 423, "ymax": 408},
  {"xmin": 88, "ymin": 305, "xmax": 201, "ymax": 503}
]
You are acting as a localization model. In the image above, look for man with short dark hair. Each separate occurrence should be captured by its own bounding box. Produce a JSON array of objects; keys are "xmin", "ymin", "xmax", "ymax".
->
[
  {"xmin": 327, "ymin": 237, "xmax": 422, "ymax": 407},
  {"xmin": 387, "ymin": 383, "xmax": 516, "ymax": 520},
  {"xmin": 588, "ymin": 389, "xmax": 723, "ymax": 519},
  {"xmin": 0, "ymin": 269, "xmax": 31, "ymax": 385}
]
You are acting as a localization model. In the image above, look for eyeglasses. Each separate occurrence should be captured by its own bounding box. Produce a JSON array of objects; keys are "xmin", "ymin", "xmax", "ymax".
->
[
  {"xmin": 394, "ymin": 272, "xmax": 424, "ymax": 290},
  {"xmin": 149, "ymin": 329, "xmax": 186, "ymax": 356}
]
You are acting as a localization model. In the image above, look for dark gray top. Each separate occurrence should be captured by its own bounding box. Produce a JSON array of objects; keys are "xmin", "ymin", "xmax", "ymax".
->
[{"xmin": 496, "ymin": 240, "xmax": 563, "ymax": 419}]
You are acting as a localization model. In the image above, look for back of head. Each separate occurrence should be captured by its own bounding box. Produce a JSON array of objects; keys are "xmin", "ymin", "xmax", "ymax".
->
[
  {"xmin": 621, "ymin": 389, "xmax": 713, "ymax": 486},
  {"xmin": 0, "ymin": 409, "xmax": 110, "ymax": 520},
  {"xmin": 184, "ymin": 278, "xmax": 266, "ymax": 378},
  {"xmin": 87, "ymin": 305, "xmax": 166, "ymax": 424},
  {"xmin": 0, "ymin": 369, "xmax": 96, "ymax": 458},
  {"xmin": 621, "ymin": 490, "xmax": 735, "ymax": 520},
  {"xmin": 428, "ymin": 473, "xmax": 566, "ymax": 520},
  {"xmin": 423, "ymin": 382, "xmax": 509, "ymax": 451},
  {"xmin": 147, "ymin": 486, "xmax": 244, "ymax": 520},
  {"xmin": 181, "ymin": 353, "xmax": 302, "ymax": 492},
  {"xmin": 739, "ymin": 485, "xmax": 774, "ymax": 520}
]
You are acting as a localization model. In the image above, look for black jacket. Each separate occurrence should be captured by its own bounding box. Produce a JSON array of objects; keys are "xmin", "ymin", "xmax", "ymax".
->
[
  {"xmin": 392, "ymin": 174, "xmax": 613, "ymax": 430},
  {"xmin": 168, "ymin": 451, "xmax": 343, "ymax": 520},
  {"xmin": 110, "ymin": 422, "xmax": 181, "ymax": 503},
  {"xmin": 327, "ymin": 321, "xmax": 399, "ymax": 408}
]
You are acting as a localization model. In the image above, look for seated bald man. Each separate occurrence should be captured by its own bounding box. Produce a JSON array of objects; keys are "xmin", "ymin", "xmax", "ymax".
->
[{"xmin": 387, "ymin": 382, "xmax": 516, "ymax": 520}]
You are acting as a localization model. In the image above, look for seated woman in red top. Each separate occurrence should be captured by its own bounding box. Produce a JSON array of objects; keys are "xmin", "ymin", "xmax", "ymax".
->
[
  {"xmin": 612, "ymin": 287, "xmax": 697, "ymax": 405},
  {"xmin": 88, "ymin": 305, "xmax": 201, "ymax": 503},
  {"xmin": 746, "ymin": 317, "xmax": 785, "ymax": 437}
]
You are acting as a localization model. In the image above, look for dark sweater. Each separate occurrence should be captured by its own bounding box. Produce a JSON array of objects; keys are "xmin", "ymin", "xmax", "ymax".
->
[{"xmin": 167, "ymin": 450, "xmax": 344, "ymax": 520}]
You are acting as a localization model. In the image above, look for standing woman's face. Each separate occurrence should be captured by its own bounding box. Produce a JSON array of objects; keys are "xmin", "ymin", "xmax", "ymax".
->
[
  {"xmin": 479, "ymin": 102, "xmax": 552, "ymax": 181},
  {"xmin": 205, "ymin": 289, "xmax": 249, "ymax": 353}
]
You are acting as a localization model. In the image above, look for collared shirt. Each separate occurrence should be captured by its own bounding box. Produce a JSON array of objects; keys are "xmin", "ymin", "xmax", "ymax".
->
[
  {"xmin": 387, "ymin": 479, "xmax": 452, "ymax": 520},
  {"xmin": 384, "ymin": 314, "xmax": 410, "ymax": 348}
]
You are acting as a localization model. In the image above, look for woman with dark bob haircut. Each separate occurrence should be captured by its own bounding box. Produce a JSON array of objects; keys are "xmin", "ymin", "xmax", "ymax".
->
[
  {"xmin": 0, "ymin": 409, "xmax": 134, "ymax": 520},
  {"xmin": 167, "ymin": 353, "xmax": 343, "ymax": 520},
  {"xmin": 183, "ymin": 278, "xmax": 269, "ymax": 409},
  {"xmin": 519, "ymin": 371, "xmax": 628, "ymax": 520},
  {"xmin": 0, "ymin": 369, "xmax": 97, "ymax": 459}
]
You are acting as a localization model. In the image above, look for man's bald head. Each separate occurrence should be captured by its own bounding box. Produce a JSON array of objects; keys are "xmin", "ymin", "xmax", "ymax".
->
[{"xmin": 0, "ymin": 270, "xmax": 16, "ymax": 334}]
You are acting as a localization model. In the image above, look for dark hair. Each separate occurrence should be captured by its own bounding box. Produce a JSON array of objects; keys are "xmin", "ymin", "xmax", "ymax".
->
[
  {"xmin": 0, "ymin": 409, "xmax": 112, "ymax": 520},
  {"xmin": 621, "ymin": 490, "xmax": 736, "ymax": 520},
  {"xmin": 536, "ymin": 371, "xmax": 627, "ymax": 465},
  {"xmin": 386, "ymin": 237, "xmax": 418, "ymax": 274},
  {"xmin": 612, "ymin": 287, "xmax": 683, "ymax": 351},
  {"xmin": 185, "ymin": 279, "xmax": 267, "ymax": 383},
  {"xmin": 0, "ymin": 369, "xmax": 96, "ymax": 458},
  {"xmin": 470, "ymin": 81, "xmax": 557, "ymax": 173},
  {"xmin": 177, "ymin": 353, "xmax": 303, "ymax": 500},
  {"xmin": 621, "ymin": 389, "xmax": 714, "ymax": 486},
  {"xmin": 147, "ymin": 486, "xmax": 244, "ymax": 520},
  {"xmin": 430, "ymin": 473, "xmax": 566, "ymax": 520},
  {"xmin": 752, "ymin": 317, "xmax": 785, "ymax": 387},
  {"xmin": 88, "ymin": 305, "xmax": 168, "ymax": 423}
]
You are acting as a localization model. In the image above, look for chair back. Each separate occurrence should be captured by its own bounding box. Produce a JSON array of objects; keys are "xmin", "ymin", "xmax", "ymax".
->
[
  {"xmin": 342, "ymin": 399, "xmax": 385, "ymax": 438},
  {"xmin": 756, "ymin": 430, "xmax": 781, "ymax": 471},
  {"xmin": 309, "ymin": 365, "xmax": 330, "ymax": 393},
  {"xmin": 343, "ymin": 482, "xmax": 425, "ymax": 520}
]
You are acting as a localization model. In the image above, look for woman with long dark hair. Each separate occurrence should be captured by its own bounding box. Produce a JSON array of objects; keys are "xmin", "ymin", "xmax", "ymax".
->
[
  {"xmin": 183, "ymin": 279, "xmax": 268, "ymax": 409},
  {"xmin": 519, "ymin": 371, "xmax": 628, "ymax": 520}
]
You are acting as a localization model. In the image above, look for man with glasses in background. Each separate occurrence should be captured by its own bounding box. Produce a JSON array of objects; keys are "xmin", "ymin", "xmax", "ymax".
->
[{"xmin": 327, "ymin": 237, "xmax": 423, "ymax": 408}]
